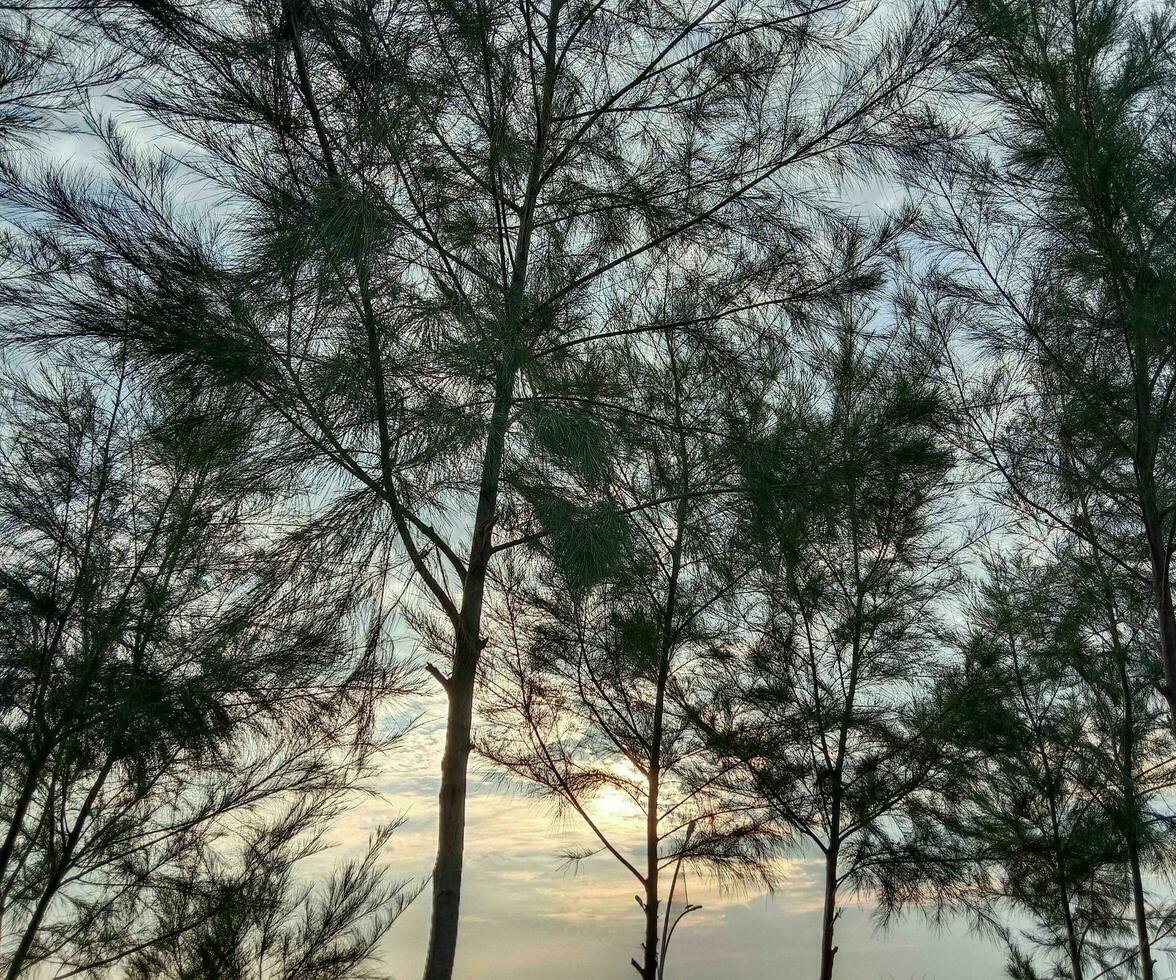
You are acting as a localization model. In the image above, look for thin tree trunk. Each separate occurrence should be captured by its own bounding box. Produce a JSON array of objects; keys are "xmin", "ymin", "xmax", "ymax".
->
[
  {"xmin": 5, "ymin": 755, "xmax": 113, "ymax": 980},
  {"xmin": 641, "ymin": 815, "xmax": 659, "ymax": 980},
  {"xmin": 421, "ymin": 0, "xmax": 561, "ymax": 971},
  {"xmin": 422, "ymin": 361, "xmax": 514, "ymax": 980},
  {"xmin": 639, "ymin": 502, "xmax": 685, "ymax": 980},
  {"xmin": 422, "ymin": 629, "xmax": 478, "ymax": 980},
  {"xmin": 1057, "ymin": 874, "xmax": 1085, "ymax": 980},
  {"xmin": 1139, "ymin": 484, "xmax": 1176, "ymax": 726},
  {"xmin": 1081, "ymin": 495, "xmax": 1156, "ymax": 980},
  {"xmin": 818, "ymin": 475, "xmax": 860, "ymax": 980},
  {"xmin": 1127, "ymin": 335, "xmax": 1176, "ymax": 728},
  {"xmin": 0, "ymin": 748, "xmax": 49, "ymax": 893},
  {"xmin": 636, "ymin": 338, "xmax": 689, "ymax": 980},
  {"xmin": 1043, "ymin": 749, "xmax": 1083, "ymax": 980},
  {"xmin": 818, "ymin": 846, "xmax": 840, "ymax": 980},
  {"xmin": 1116, "ymin": 648, "xmax": 1154, "ymax": 980},
  {"xmin": 1126, "ymin": 832, "xmax": 1154, "ymax": 980}
]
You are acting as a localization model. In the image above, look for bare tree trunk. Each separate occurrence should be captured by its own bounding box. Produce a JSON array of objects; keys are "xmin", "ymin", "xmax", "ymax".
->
[
  {"xmin": 422, "ymin": 630, "xmax": 478, "ymax": 980},
  {"xmin": 5, "ymin": 755, "xmax": 113, "ymax": 980},
  {"xmin": 1116, "ymin": 648, "xmax": 1155, "ymax": 980},
  {"xmin": 1126, "ymin": 832, "xmax": 1154, "ymax": 980},
  {"xmin": 641, "ymin": 827, "xmax": 659, "ymax": 980},
  {"xmin": 1058, "ymin": 877, "xmax": 1085, "ymax": 980},
  {"xmin": 818, "ymin": 846, "xmax": 840, "ymax": 980},
  {"xmin": 422, "ymin": 361, "xmax": 514, "ymax": 979}
]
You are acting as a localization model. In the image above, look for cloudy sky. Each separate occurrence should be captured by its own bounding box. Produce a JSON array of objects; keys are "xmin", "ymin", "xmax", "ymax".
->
[{"xmin": 336, "ymin": 699, "xmax": 1010, "ymax": 980}]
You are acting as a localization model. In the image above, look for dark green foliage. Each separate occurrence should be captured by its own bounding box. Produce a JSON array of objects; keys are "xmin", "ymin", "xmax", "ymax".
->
[
  {"xmin": 917, "ymin": 552, "xmax": 1176, "ymax": 980},
  {"xmin": 527, "ymin": 491, "xmax": 630, "ymax": 593},
  {"xmin": 484, "ymin": 321, "xmax": 782, "ymax": 978},
  {"xmin": 891, "ymin": 3, "xmax": 1176, "ymax": 972},
  {"xmin": 4, "ymin": 0, "xmax": 1176, "ymax": 976},
  {"xmin": 0, "ymin": 0, "xmax": 968, "ymax": 966},
  {"xmin": 697, "ymin": 323, "xmax": 961, "ymax": 980},
  {"xmin": 124, "ymin": 805, "xmax": 418, "ymax": 980},
  {"xmin": 0, "ymin": 362, "xmax": 413, "ymax": 977},
  {"xmin": 908, "ymin": 0, "xmax": 1176, "ymax": 720}
]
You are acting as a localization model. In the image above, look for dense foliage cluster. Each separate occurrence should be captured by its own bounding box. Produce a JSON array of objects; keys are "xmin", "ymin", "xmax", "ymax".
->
[{"xmin": 0, "ymin": 0, "xmax": 1173, "ymax": 976}]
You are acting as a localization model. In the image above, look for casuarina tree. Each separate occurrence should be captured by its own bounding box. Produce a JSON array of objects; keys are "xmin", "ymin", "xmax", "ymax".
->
[
  {"xmin": 695, "ymin": 321, "xmax": 963, "ymax": 980},
  {"xmin": 909, "ymin": 0, "xmax": 1176, "ymax": 724},
  {"xmin": 0, "ymin": 0, "xmax": 964, "ymax": 973},
  {"xmin": 0, "ymin": 360, "xmax": 411, "ymax": 978},
  {"xmin": 482, "ymin": 284, "xmax": 782, "ymax": 978}
]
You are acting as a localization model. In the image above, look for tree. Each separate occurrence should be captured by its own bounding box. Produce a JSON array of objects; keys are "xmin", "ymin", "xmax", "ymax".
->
[
  {"xmin": 482, "ymin": 302, "xmax": 779, "ymax": 979},
  {"xmin": 695, "ymin": 322, "xmax": 962, "ymax": 980},
  {"xmin": 911, "ymin": 547, "xmax": 1176, "ymax": 980},
  {"xmin": 908, "ymin": 0, "xmax": 1176, "ymax": 723},
  {"xmin": 0, "ymin": 360, "xmax": 410, "ymax": 978},
  {"xmin": 940, "ymin": 550, "xmax": 1176, "ymax": 978},
  {"xmin": 1058, "ymin": 544, "xmax": 1176, "ymax": 980},
  {"xmin": 124, "ymin": 803, "xmax": 417, "ymax": 980},
  {"xmin": 0, "ymin": 0, "xmax": 964, "ymax": 973},
  {"xmin": 923, "ymin": 556, "xmax": 1149, "ymax": 980}
]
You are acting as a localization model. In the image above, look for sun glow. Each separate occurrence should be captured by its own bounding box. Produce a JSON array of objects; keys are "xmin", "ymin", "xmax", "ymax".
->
[
  {"xmin": 587, "ymin": 760, "xmax": 647, "ymax": 823},
  {"xmin": 589, "ymin": 784, "xmax": 643, "ymax": 822}
]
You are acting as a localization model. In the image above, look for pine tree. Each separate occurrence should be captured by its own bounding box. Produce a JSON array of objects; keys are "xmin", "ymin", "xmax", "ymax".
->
[
  {"xmin": 124, "ymin": 805, "xmax": 417, "ymax": 980},
  {"xmin": 1058, "ymin": 545, "xmax": 1176, "ymax": 980},
  {"xmin": 0, "ymin": 3, "xmax": 122, "ymax": 146},
  {"xmin": 482, "ymin": 291, "xmax": 781, "ymax": 978},
  {"xmin": 926, "ymin": 556, "xmax": 1147, "ymax": 980}
]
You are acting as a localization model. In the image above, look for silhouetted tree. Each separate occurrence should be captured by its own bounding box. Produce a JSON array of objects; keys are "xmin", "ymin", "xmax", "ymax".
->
[
  {"xmin": 483, "ymin": 302, "xmax": 781, "ymax": 979},
  {"xmin": 0, "ymin": 361, "xmax": 411, "ymax": 978},
  {"xmin": 0, "ymin": 0, "xmax": 965, "ymax": 973},
  {"xmin": 124, "ymin": 802, "xmax": 417, "ymax": 980},
  {"xmin": 695, "ymin": 322, "xmax": 962, "ymax": 980},
  {"xmin": 922, "ymin": 554, "xmax": 1176, "ymax": 980},
  {"xmin": 909, "ymin": 0, "xmax": 1176, "ymax": 724}
]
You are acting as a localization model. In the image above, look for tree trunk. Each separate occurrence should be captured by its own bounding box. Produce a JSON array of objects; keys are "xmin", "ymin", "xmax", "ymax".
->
[
  {"xmin": 420, "ymin": 0, "xmax": 561, "ymax": 967},
  {"xmin": 5, "ymin": 755, "xmax": 112, "ymax": 980},
  {"xmin": 818, "ymin": 847, "xmax": 840, "ymax": 980},
  {"xmin": 1118, "ymin": 661, "xmax": 1154, "ymax": 980},
  {"xmin": 1050, "ymin": 848, "xmax": 1084, "ymax": 980},
  {"xmin": 422, "ymin": 356, "xmax": 515, "ymax": 979},
  {"xmin": 422, "ymin": 630, "xmax": 478, "ymax": 980},
  {"xmin": 1128, "ymin": 338, "xmax": 1176, "ymax": 728},
  {"xmin": 1139, "ymin": 485, "xmax": 1176, "ymax": 727},
  {"xmin": 640, "ymin": 846, "xmax": 659, "ymax": 980},
  {"xmin": 0, "ymin": 747, "xmax": 49, "ymax": 891},
  {"xmin": 1043, "ymin": 750, "xmax": 1083, "ymax": 978},
  {"xmin": 1126, "ymin": 833, "xmax": 1154, "ymax": 980},
  {"xmin": 1113, "ymin": 623, "xmax": 1155, "ymax": 980},
  {"xmin": 1077, "ymin": 492, "xmax": 1156, "ymax": 979},
  {"xmin": 637, "ymin": 468, "xmax": 687, "ymax": 980},
  {"xmin": 1059, "ymin": 889, "xmax": 1084, "ymax": 980}
]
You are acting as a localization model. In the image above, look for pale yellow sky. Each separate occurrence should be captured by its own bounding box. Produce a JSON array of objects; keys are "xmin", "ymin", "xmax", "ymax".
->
[{"xmin": 344, "ymin": 700, "xmax": 1012, "ymax": 980}]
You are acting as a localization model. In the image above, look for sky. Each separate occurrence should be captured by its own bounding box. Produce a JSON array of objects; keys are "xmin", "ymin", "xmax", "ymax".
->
[{"xmin": 336, "ymin": 698, "xmax": 1012, "ymax": 980}]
